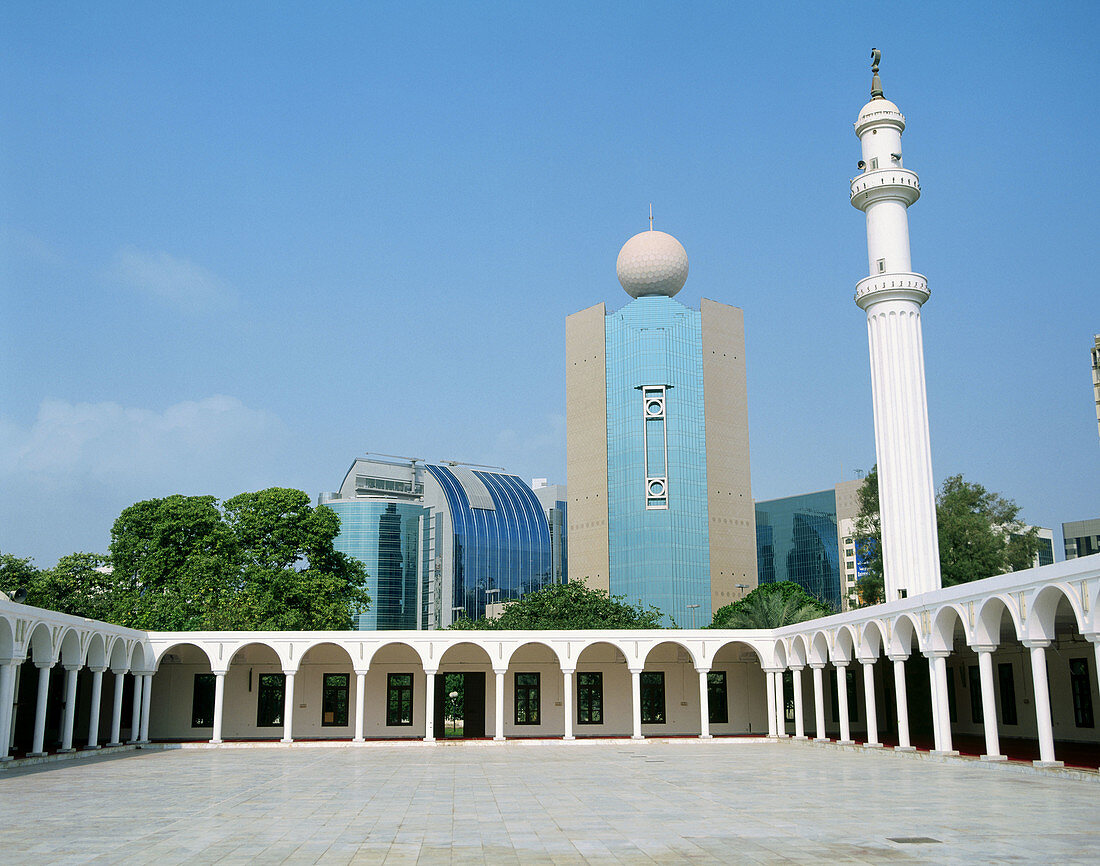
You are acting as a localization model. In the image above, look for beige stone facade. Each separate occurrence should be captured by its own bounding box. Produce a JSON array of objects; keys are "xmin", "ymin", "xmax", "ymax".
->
[
  {"xmin": 700, "ymin": 298, "xmax": 757, "ymax": 610},
  {"xmin": 565, "ymin": 303, "xmax": 610, "ymax": 591}
]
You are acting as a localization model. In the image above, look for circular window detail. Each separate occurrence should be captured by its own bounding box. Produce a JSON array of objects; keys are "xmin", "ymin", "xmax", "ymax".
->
[
  {"xmin": 646, "ymin": 399, "xmax": 663, "ymax": 416},
  {"xmin": 648, "ymin": 479, "xmax": 665, "ymax": 497}
]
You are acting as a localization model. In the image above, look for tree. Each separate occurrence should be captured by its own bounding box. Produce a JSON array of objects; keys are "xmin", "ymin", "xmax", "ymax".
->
[
  {"xmin": 222, "ymin": 488, "xmax": 370, "ymax": 630},
  {"xmin": 108, "ymin": 489, "xmax": 369, "ymax": 630},
  {"xmin": 0, "ymin": 552, "xmax": 43, "ymax": 603},
  {"xmin": 936, "ymin": 474, "xmax": 1040, "ymax": 588},
  {"xmin": 447, "ymin": 581, "xmax": 667, "ymax": 630},
  {"xmin": 849, "ymin": 468, "xmax": 1042, "ymax": 606},
  {"xmin": 710, "ymin": 581, "xmax": 832, "ymax": 629},
  {"xmin": 851, "ymin": 466, "xmax": 884, "ymax": 607}
]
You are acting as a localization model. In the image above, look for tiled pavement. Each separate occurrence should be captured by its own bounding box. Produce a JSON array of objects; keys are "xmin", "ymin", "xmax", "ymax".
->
[{"xmin": 0, "ymin": 740, "xmax": 1096, "ymax": 864}]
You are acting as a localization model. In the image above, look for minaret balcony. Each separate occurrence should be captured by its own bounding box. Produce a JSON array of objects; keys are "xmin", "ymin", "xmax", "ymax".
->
[
  {"xmin": 854, "ymin": 272, "xmax": 929, "ymax": 309},
  {"xmin": 850, "ymin": 168, "xmax": 921, "ymax": 209}
]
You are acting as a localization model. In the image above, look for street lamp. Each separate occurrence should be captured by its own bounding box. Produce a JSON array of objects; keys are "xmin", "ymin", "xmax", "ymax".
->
[
  {"xmin": 686, "ymin": 604, "xmax": 700, "ymax": 629},
  {"xmin": 735, "ymin": 583, "xmax": 748, "ymax": 597}
]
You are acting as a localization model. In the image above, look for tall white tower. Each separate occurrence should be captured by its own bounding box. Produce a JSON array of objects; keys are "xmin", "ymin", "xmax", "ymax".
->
[{"xmin": 851, "ymin": 50, "xmax": 941, "ymax": 600}]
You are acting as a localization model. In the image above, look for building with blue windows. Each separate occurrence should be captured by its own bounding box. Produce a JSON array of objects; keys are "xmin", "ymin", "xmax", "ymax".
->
[
  {"xmin": 320, "ymin": 456, "xmax": 560, "ymax": 629},
  {"xmin": 566, "ymin": 229, "xmax": 757, "ymax": 627}
]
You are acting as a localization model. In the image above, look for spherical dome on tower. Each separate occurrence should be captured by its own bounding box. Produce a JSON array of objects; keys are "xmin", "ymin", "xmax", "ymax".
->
[{"xmin": 615, "ymin": 230, "xmax": 689, "ymax": 298}]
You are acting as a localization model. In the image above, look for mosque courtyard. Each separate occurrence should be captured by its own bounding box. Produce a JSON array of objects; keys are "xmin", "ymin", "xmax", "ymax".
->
[{"xmin": 1, "ymin": 740, "xmax": 1096, "ymax": 864}]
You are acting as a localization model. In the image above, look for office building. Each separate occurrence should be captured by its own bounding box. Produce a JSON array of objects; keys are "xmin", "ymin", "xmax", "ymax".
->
[
  {"xmin": 566, "ymin": 229, "xmax": 756, "ymax": 627},
  {"xmin": 1063, "ymin": 517, "xmax": 1100, "ymax": 560},
  {"xmin": 1092, "ymin": 334, "xmax": 1100, "ymax": 443},
  {"xmin": 755, "ymin": 479, "xmax": 863, "ymax": 611},
  {"xmin": 320, "ymin": 456, "xmax": 555, "ymax": 629}
]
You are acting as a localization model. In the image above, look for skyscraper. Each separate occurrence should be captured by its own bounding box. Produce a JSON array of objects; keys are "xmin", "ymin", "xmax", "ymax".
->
[{"xmin": 566, "ymin": 228, "xmax": 756, "ymax": 626}]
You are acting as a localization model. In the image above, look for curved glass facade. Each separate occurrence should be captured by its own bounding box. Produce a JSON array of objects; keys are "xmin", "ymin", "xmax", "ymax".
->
[
  {"xmin": 425, "ymin": 464, "xmax": 552, "ymax": 622},
  {"xmin": 605, "ymin": 295, "xmax": 710, "ymax": 626},
  {"xmin": 326, "ymin": 500, "xmax": 427, "ymax": 630},
  {"xmin": 755, "ymin": 489, "xmax": 841, "ymax": 608}
]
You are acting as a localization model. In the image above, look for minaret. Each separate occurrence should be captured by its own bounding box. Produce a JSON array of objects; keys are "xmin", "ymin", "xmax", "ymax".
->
[{"xmin": 851, "ymin": 49, "xmax": 942, "ymax": 600}]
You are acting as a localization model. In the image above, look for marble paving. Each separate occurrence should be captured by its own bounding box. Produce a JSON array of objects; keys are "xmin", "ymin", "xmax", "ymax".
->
[{"xmin": 0, "ymin": 740, "xmax": 1097, "ymax": 864}]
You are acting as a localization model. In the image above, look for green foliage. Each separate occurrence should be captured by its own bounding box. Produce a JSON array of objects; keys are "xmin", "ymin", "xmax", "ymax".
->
[
  {"xmin": 936, "ymin": 474, "xmax": 1040, "ymax": 587},
  {"xmin": 851, "ymin": 466, "xmax": 884, "ymax": 608},
  {"xmin": 0, "ymin": 488, "xmax": 370, "ymax": 630},
  {"xmin": 447, "ymin": 580, "xmax": 668, "ymax": 630},
  {"xmin": 709, "ymin": 581, "xmax": 832, "ymax": 629},
  {"xmin": 849, "ymin": 467, "xmax": 1042, "ymax": 606}
]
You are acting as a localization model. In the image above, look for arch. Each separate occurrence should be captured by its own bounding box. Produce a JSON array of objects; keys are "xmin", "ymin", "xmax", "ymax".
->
[
  {"xmin": 27, "ymin": 621, "xmax": 55, "ymax": 665},
  {"xmin": 226, "ymin": 641, "xmax": 285, "ymax": 670},
  {"xmin": 888, "ymin": 612, "xmax": 922, "ymax": 657},
  {"xmin": 506, "ymin": 640, "xmax": 564, "ymax": 670},
  {"xmin": 643, "ymin": 639, "xmax": 700, "ymax": 670},
  {"xmin": 973, "ymin": 594, "xmax": 1021, "ymax": 647},
  {"xmin": 789, "ymin": 634, "xmax": 809, "ymax": 667},
  {"xmin": 929, "ymin": 603, "xmax": 969, "ymax": 654},
  {"xmin": 0, "ymin": 614, "xmax": 15, "ymax": 660},
  {"xmin": 711, "ymin": 638, "xmax": 767, "ymax": 668},
  {"xmin": 129, "ymin": 640, "xmax": 156, "ymax": 673},
  {"xmin": 58, "ymin": 627, "xmax": 84, "ymax": 668},
  {"xmin": 107, "ymin": 636, "xmax": 131, "ymax": 671},
  {"xmin": 367, "ymin": 640, "xmax": 427, "ymax": 670},
  {"xmin": 154, "ymin": 641, "xmax": 216, "ymax": 671},
  {"xmin": 85, "ymin": 632, "xmax": 107, "ymax": 669},
  {"xmin": 858, "ymin": 619, "xmax": 887, "ymax": 661},
  {"xmin": 1026, "ymin": 583, "xmax": 1086, "ymax": 643},
  {"xmin": 770, "ymin": 639, "xmax": 788, "ymax": 670},
  {"xmin": 831, "ymin": 625, "xmax": 857, "ymax": 664},
  {"xmin": 808, "ymin": 631, "xmax": 830, "ymax": 666},
  {"xmin": 574, "ymin": 636, "xmax": 633, "ymax": 667},
  {"xmin": 293, "ymin": 640, "xmax": 355, "ymax": 673},
  {"xmin": 437, "ymin": 641, "xmax": 494, "ymax": 669}
]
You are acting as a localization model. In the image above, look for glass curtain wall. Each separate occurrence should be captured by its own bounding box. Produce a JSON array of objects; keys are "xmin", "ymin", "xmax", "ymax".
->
[
  {"xmin": 605, "ymin": 295, "xmax": 710, "ymax": 627},
  {"xmin": 754, "ymin": 490, "xmax": 841, "ymax": 608}
]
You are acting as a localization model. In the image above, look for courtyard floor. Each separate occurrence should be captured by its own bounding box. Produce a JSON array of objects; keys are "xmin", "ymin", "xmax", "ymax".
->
[{"xmin": 0, "ymin": 740, "xmax": 1096, "ymax": 864}]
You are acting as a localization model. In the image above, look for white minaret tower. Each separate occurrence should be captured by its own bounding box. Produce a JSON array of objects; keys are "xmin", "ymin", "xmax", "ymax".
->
[{"xmin": 851, "ymin": 49, "xmax": 941, "ymax": 601}]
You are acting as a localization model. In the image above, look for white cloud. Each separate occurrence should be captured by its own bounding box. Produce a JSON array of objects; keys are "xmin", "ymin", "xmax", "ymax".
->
[
  {"xmin": 110, "ymin": 246, "xmax": 236, "ymax": 313},
  {"xmin": 0, "ymin": 397, "xmax": 291, "ymax": 563}
]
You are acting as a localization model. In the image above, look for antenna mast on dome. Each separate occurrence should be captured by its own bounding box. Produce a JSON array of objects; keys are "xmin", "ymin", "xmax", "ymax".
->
[{"xmin": 648, "ymin": 203, "xmax": 653, "ymax": 231}]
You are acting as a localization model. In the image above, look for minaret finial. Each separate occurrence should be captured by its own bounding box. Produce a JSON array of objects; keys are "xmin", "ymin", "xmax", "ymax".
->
[
  {"xmin": 648, "ymin": 203, "xmax": 654, "ymax": 231},
  {"xmin": 870, "ymin": 48, "xmax": 883, "ymax": 99}
]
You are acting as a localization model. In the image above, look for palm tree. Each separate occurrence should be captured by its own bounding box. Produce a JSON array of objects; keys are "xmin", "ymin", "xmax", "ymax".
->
[{"xmin": 710, "ymin": 581, "xmax": 832, "ymax": 629}]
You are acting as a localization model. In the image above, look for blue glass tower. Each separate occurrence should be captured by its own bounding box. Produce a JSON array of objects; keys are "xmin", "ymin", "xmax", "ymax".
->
[
  {"xmin": 566, "ymin": 229, "xmax": 757, "ymax": 628},
  {"xmin": 755, "ymin": 489, "xmax": 843, "ymax": 610}
]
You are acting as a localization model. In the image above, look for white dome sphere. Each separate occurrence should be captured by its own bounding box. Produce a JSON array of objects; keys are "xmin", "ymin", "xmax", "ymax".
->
[{"xmin": 616, "ymin": 230, "xmax": 689, "ymax": 298}]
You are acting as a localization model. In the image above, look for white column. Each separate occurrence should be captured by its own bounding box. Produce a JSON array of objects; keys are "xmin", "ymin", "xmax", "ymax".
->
[
  {"xmin": 791, "ymin": 667, "xmax": 805, "ymax": 739},
  {"xmin": 1026, "ymin": 642, "xmax": 1060, "ymax": 766},
  {"xmin": 139, "ymin": 674, "xmax": 152, "ymax": 743},
  {"xmin": 210, "ymin": 671, "xmax": 226, "ymax": 744},
  {"xmin": 890, "ymin": 656, "xmax": 912, "ymax": 750},
  {"xmin": 85, "ymin": 667, "xmax": 104, "ymax": 749},
  {"xmin": 836, "ymin": 664, "xmax": 852, "ymax": 744},
  {"xmin": 630, "ymin": 669, "xmax": 643, "ymax": 740},
  {"xmin": 353, "ymin": 671, "xmax": 366, "ymax": 743},
  {"xmin": 0, "ymin": 661, "xmax": 17, "ymax": 760},
  {"xmin": 976, "ymin": 648, "xmax": 1002, "ymax": 760},
  {"xmin": 774, "ymin": 671, "xmax": 788, "ymax": 737},
  {"xmin": 1093, "ymin": 639, "xmax": 1100, "ymax": 710},
  {"xmin": 280, "ymin": 672, "xmax": 295, "ymax": 743},
  {"xmin": 30, "ymin": 663, "xmax": 52, "ymax": 756},
  {"xmin": 129, "ymin": 672, "xmax": 142, "ymax": 744},
  {"xmin": 764, "ymin": 669, "xmax": 777, "ymax": 737},
  {"xmin": 59, "ymin": 666, "xmax": 79, "ymax": 752},
  {"xmin": 493, "ymin": 669, "xmax": 506, "ymax": 742},
  {"xmin": 423, "ymin": 671, "xmax": 436, "ymax": 742},
  {"xmin": 697, "ymin": 669, "xmax": 711, "ymax": 739},
  {"xmin": 811, "ymin": 664, "xmax": 826, "ymax": 741},
  {"xmin": 861, "ymin": 661, "xmax": 880, "ymax": 747},
  {"xmin": 925, "ymin": 653, "xmax": 942, "ymax": 752},
  {"xmin": 562, "ymin": 670, "xmax": 574, "ymax": 740},
  {"xmin": 108, "ymin": 671, "xmax": 125, "ymax": 746},
  {"xmin": 933, "ymin": 654, "xmax": 955, "ymax": 754}
]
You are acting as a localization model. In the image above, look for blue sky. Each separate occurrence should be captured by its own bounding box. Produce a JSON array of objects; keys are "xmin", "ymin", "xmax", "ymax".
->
[{"xmin": 2, "ymin": 3, "xmax": 1098, "ymax": 566}]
